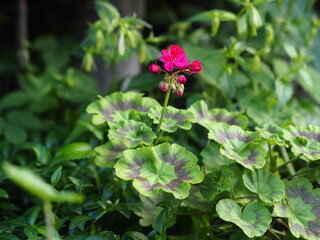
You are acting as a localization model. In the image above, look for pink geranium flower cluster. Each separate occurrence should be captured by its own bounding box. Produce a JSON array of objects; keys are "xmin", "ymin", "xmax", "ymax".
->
[{"xmin": 148, "ymin": 45, "xmax": 202, "ymax": 96}]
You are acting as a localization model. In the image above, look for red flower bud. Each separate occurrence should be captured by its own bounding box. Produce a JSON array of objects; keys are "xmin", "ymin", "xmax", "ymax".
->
[
  {"xmin": 177, "ymin": 75, "xmax": 187, "ymax": 84},
  {"xmin": 148, "ymin": 63, "xmax": 161, "ymax": 74},
  {"xmin": 188, "ymin": 60, "xmax": 202, "ymax": 74}
]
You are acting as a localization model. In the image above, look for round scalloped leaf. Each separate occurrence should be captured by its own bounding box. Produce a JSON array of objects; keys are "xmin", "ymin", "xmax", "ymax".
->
[
  {"xmin": 189, "ymin": 100, "xmax": 248, "ymax": 130},
  {"xmin": 94, "ymin": 140, "xmax": 127, "ymax": 168},
  {"xmin": 200, "ymin": 166, "xmax": 234, "ymax": 200},
  {"xmin": 86, "ymin": 91, "xmax": 161, "ymax": 125},
  {"xmin": 216, "ymin": 199, "xmax": 272, "ymax": 238},
  {"xmin": 255, "ymin": 123, "xmax": 287, "ymax": 146},
  {"xmin": 242, "ymin": 169, "xmax": 285, "ymax": 203},
  {"xmin": 283, "ymin": 125, "xmax": 320, "ymax": 160},
  {"xmin": 208, "ymin": 123, "xmax": 267, "ymax": 170},
  {"xmin": 114, "ymin": 143, "xmax": 204, "ymax": 199},
  {"xmin": 274, "ymin": 178, "xmax": 320, "ymax": 240},
  {"xmin": 201, "ymin": 141, "xmax": 235, "ymax": 170},
  {"xmin": 148, "ymin": 106, "xmax": 195, "ymax": 133},
  {"xmin": 108, "ymin": 120, "xmax": 156, "ymax": 148}
]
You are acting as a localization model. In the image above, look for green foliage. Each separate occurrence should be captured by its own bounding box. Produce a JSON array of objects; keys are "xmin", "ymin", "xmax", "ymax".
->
[
  {"xmin": 114, "ymin": 143, "xmax": 204, "ymax": 199},
  {"xmin": 274, "ymin": 178, "xmax": 320, "ymax": 240},
  {"xmin": 208, "ymin": 122, "xmax": 267, "ymax": 170},
  {"xmin": 216, "ymin": 199, "xmax": 272, "ymax": 238},
  {"xmin": 2, "ymin": 162, "xmax": 84, "ymax": 203},
  {"xmin": 3, "ymin": 0, "xmax": 320, "ymax": 239}
]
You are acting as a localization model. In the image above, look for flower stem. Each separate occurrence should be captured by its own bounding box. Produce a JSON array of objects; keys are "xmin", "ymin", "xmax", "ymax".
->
[
  {"xmin": 155, "ymin": 89, "xmax": 171, "ymax": 140},
  {"xmin": 278, "ymin": 146, "xmax": 297, "ymax": 175},
  {"xmin": 268, "ymin": 143, "xmax": 276, "ymax": 172},
  {"xmin": 43, "ymin": 201, "xmax": 56, "ymax": 240},
  {"xmin": 92, "ymin": 159, "xmax": 101, "ymax": 194}
]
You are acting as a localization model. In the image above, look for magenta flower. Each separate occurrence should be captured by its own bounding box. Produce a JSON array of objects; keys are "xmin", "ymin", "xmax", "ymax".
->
[
  {"xmin": 148, "ymin": 63, "xmax": 161, "ymax": 74},
  {"xmin": 159, "ymin": 45, "xmax": 189, "ymax": 71},
  {"xmin": 188, "ymin": 60, "xmax": 202, "ymax": 74},
  {"xmin": 148, "ymin": 44, "xmax": 202, "ymax": 96}
]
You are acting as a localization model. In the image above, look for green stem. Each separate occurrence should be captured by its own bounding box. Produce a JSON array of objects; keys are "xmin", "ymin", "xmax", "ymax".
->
[
  {"xmin": 92, "ymin": 160, "xmax": 101, "ymax": 194},
  {"xmin": 43, "ymin": 201, "xmax": 56, "ymax": 240},
  {"xmin": 268, "ymin": 143, "xmax": 276, "ymax": 172},
  {"xmin": 155, "ymin": 89, "xmax": 171, "ymax": 140},
  {"xmin": 285, "ymin": 0, "xmax": 295, "ymax": 20},
  {"xmin": 110, "ymin": 61, "xmax": 117, "ymax": 93},
  {"xmin": 229, "ymin": 179, "xmax": 235, "ymax": 199},
  {"xmin": 233, "ymin": 195, "xmax": 257, "ymax": 200},
  {"xmin": 274, "ymin": 152, "xmax": 302, "ymax": 172},
  {"xmin": 154, "ymin": 130, "xmax": 164, "ymax": 145},
  {"xmin": 285, "ymin": 168, "xmax": 314, "ymax": 179}
]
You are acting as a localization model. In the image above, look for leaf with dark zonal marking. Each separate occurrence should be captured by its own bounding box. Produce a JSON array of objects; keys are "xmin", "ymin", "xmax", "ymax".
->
[
  {"xmin": 216, "ymin": 199, "xmax": 272, "ymax": 238},
  {"xmin": 283, "ymin": 125, "xmax": 320, "ymax": 160},
  {"xmin": 189, "ymin": 100, "xmax": 248, "ymax": 130},
  {"xmin": 148, "ymin": 106, "xmax": 195, "ymax": 133},
  {"xmin": 114, "ymin": 143, "xmax": 204, "ymax": 199},
  {"xmin": 208, "ymin": 122, "xmax": 267, "ymax": 170},
  {"xmin": 255, "ymin": 123, "xmax": 287, "ymax": 146},
  {"xmin": 94, "ymin": 140, "xmax": 127, "ymax": 168},
  {"xmin": 108, "ymin": 120, "xmax": 156, "ymax": 148},
  {"xmin": 242, "ymin": 169, "xmax": 285, "ymax": 203},
  {"xmin": 86, "ymin": 91, "xmax": 160, "ymax": 125},
  {"xmin": 274, "ymin": 178, "xmax": 320, "ymax": 240},
  {"xmin": 134, "ymin": 193, "xmax": 170, "ymax": 227},
  {"xmin": 183, "ymin": 185, "xmax": 212, "ymax": 211},
  {"xmin": 201, "ymin": 141, "xmax": 235, "ymax": 170}
]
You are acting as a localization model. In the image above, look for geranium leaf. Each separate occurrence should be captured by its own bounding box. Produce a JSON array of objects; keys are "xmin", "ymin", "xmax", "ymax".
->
[
  {"xmin": 242, "ymin": 169, "xmax": 285, "ymax": 203},
  {"xmin": 86, "ymin": 91, "xmax": 160, "ymax": 125},
  {"xmin": 108, "ymin": 120, "xmax": 156, "ymax": 148},
  {"xmin": 148, "ymin": 106, "xmax": 195, "ymax": 133},
  {"xmin": 274, "ymin": 178, "xmax": 320, "ymax": 240},
  {"xmin": 114, "ymin": 143, "xmax": 204, "ymax": 199},
  {"xmin": 94, "ymin": 140, "xmax": 127, "ymax": 168},
  {"xmin": 216, "ymin": 199, "xmax": 272, "ymax": 238},
  {"xmin": 189, "ymin": 100, "xmax": 248, "ymax": 130},
  {"xmin": 183, "ymin": 185, "xmax": 213, "ymax": 211},
  {"xmin": 200, "ymin": 166, "xmax": 234, "ymax": 200},
  {"xmin": 201, "ymin": 141, "xmax": 235, "ymax": 170},
  {"xmin": 208, "ymin": 123, "xmax": 267, "ymax": 170},
  {"xmin": 255, "ymin": 123, "xmax": 287, "ymax": 146},
  {"xmin": 283, "ymin": 125, "xmax": 320, "ymax": 160},
  {"xmin": 134, "ymin": 193, "xmax": 170, "ymax": 227}
]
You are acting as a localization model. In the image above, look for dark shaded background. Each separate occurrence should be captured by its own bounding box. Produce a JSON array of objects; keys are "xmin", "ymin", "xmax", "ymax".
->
[{"xmin": 1, "ymin": 0, "xmax": 320, "ymax": 95}]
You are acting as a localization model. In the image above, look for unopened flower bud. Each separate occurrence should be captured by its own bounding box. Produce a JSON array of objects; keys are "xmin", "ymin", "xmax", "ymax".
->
[
  {"xmin": 148, "ymin": 63, "xmax": 161, "ymax": 74},
  {"xmin": 177, "ymin": 75, "xmax": 187, "ymax": 84},
  {"xmin": 159, "ymin": 81, "xmax": 168, "ymax": 92},
  {"xmin": 188, "ymin": 60, "xmax": 202, "ymax": 74}
]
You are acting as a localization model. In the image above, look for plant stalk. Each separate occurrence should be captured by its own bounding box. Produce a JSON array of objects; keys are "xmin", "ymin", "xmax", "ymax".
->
[
  {"xmin": 275, "ymin": 152, "xmax": 302, "ymax": 172},
  {"xmin": 279, "ymin": 146, "xmax": 296, "ymax": 175},
  {"xmin": 92, "ymin": 160, "xmax": 101, "ymax": 194},
  {"xmin": 43, "ymin": 201, "xmax": 56, "ymax": 240},
  {"xmin": 155, "ymin": 88, "xmax": 171, "ymax": 139},
  {"xmin": 268, "ymin": 144, "xmax": 276, "ymax": 172}
]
